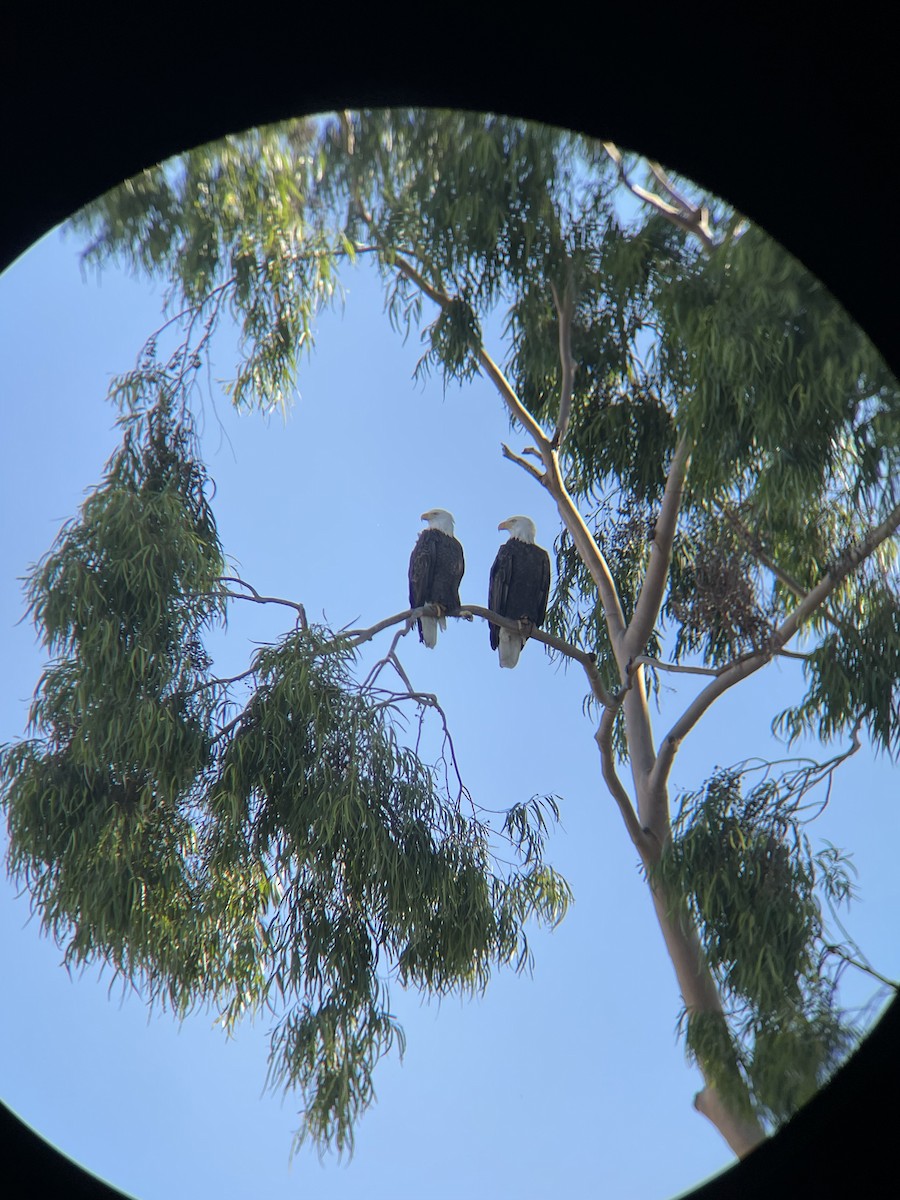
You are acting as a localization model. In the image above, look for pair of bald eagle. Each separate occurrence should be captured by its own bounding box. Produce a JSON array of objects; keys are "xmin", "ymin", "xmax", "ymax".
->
[{"xmin": 408, "ymin": 508, "xmax": 550, "ymax": 668}]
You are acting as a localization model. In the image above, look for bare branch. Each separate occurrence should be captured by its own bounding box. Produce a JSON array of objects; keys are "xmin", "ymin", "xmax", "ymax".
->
[
  {"xmin": 341, "ymin": 606, "xmax": 431, "ymax": 650},
  {"xmin": 652, "ymin": 499, "xmax": 900, "ymax": 790},
  {"xmin": 387, "ymin": 251, "xmax": 552, "ymax": 451},
  {"xmin": 603, "ymin": 142, "xmax": 716, "ymax": 251},
  {"xmin": 717, "ymin": 505, "xmax": 849, "ymax": 634},
  {"xmin": 626, "ymin": 434, "xmax": 692, "ymax": 659},
  {"xmin": 361, "ymin": 627, "xmax": 410, "ymax": 690},
  {"xmin": 594, "ymin": 705, "xmax": 652, "ymax": 855},
  {"xmin": 544, "ymin": 448, "xmax": 630, "ymax": 649},
  {"xmin": 501, "ymin": 442, "xmax": 546, "ymax": 483},
  {"xmin": 462, "ymin": 604, "xmax": 614, "ymax": 707},
  {"xmin": 549, "ymin": 266, "xmax": 576, "ymax": 448},
  {"xmin": 218, "ymin": 576, "xmax": 308, "ymax": 628},
  {"xmin": 630, "ymin": 655, "xmax": 723, "ymax": 679}
]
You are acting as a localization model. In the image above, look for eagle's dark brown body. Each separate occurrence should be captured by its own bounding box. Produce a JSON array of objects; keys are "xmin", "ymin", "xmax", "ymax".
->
[{"xmin": 409, "ymin": 528, "xmax": 465, "ymax": 645}]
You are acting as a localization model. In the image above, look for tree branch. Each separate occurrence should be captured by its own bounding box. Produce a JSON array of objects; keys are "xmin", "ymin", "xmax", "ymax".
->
[
  {"xmin": 594, "ymin": 704, "xmax": 652, "ymax": 856},
  {"xmin": 501, "ymin": 442, "xmax": 546, "ymax": 483},
  {"xmin": 694, "ymin": 1087, "xmax": 766, "ymax": 1158},
  {"xmin": 602, "ymin": 142, "xmax": 716, "ymax": 251},
  {"xmin": 717, "ymin": 504, "xmax": 849, "ymax": 634},
  {"xmin": 389, "ymin": 252, "xmax": 551, "ymax": 451},
  {"xmin": 629, "ymin": 655, "xmax": 723, "ymax": 679},
  {"xmin": 543, "ymin": 449, "xmax": 630, "ymax": 647},
  {"xmin": 217, "ymin": 576, "xmax": 308, "ymax": 628},
  {"xmin": 625, "ymin": 434, "xmax": 692, "ymax": 659},
  {"xmin": 651, "ymin": 499, "xmax": 900, "ymax": 791},
  {"xmin": 458, "ymin": 604, "xmax": 616, "ymax": 707},
  {"xmin": 383, "ymin": 243, "xmax": 629, "ymax": 660},
  {"xmin": 549, "ymin": 266, "xmax": 576, "ymax": 449}
]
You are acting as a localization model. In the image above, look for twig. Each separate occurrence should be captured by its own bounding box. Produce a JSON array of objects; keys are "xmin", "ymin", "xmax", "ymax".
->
[
  {"xmin": 603, "ymin": 142, "xmax": 716, "ymax": 250},
  {"xmin": 549, "ymin": 265, "xmax": 576, "ymax": 448},
  {"xmin": 217, "ymin": 576, "xmax": 308, "ymax": 628},
  {"xmin": 501, "ymin": 442, "xmax": 546, "ymax": 483}
]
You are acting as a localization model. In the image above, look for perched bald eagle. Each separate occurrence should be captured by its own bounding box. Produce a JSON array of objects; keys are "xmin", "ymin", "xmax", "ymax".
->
[
  {"xmin": 408, "ymin": 509, "xmax": 465, "ymax": 648},
  {"xmin": 488, "ymin": 515, "xmax": 551, "ymax": 668}
]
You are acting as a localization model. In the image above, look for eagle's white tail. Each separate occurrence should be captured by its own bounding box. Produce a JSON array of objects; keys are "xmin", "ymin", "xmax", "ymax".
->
[
  {"xmin": 420, "ymin": 614, "xmax": 447, "ymax": 649},
  {"xmin": 498, "ymin": 627, "xmax": 523, "ymax": 669}
]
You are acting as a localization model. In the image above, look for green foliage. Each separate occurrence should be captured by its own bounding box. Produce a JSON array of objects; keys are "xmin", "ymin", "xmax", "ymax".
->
[
  {"xmin": 775, "ymin": 583, "xmax": 900, "ymax": 756},
  {"xmin": 1, "ymin": 392, "xmax": 571, "ymax": 1156},
  {"xmin": 2, "ymin": 398, "xmax": 224, "ymax": 991},
  {"xmin": 199, "ymin": 626, "xmax": 571, "ymax": 1153},
  {"xmin": 9, "ymin": 108, "xmax": 900, "ymax": 1152},
  {"xmin": 660, "ymin": 768, "xmax": 861, "ymax": 1126},
  {"xmin": 71, "ymin": 121, "xmax": 342, "ymax": 416}
]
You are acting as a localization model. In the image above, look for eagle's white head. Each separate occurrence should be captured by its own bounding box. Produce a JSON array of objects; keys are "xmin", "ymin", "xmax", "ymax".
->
[
  {"xmin": 498, "ymin": 515, "xmax": 537, "ymax": 544},
  {"xmin": 421, "ymin": 508, "xmax": 456, "ymax": 536}
]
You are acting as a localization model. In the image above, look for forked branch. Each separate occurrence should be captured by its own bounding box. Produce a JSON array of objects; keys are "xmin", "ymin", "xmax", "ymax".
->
[
  {"xmin": 651, "ymin": 498, "xmax": 900, "ymax": 791},
  {"xmin": 603, "ymin": 142, "xmax": 716, "ymax": 250}
]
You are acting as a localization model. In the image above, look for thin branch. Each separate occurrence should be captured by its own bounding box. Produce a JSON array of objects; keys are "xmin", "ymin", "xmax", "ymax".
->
[
  {"xmin": 340, "ymin": 606, "xmax": 430, "ymax": 650},
  {"xmin": 549, "ymin": 266, "xmax": 576, "ymax": 448},
  {"xmin": 652, "ymin": 499, "xmax": 900, "ymax": 790},
  {"xmin": 630, "ymin": 655, "xmax": 723, "ymax": 679},
  {"xmin": 646, "ymin": 159, "xmax": 713, "ymax": 240},
  {"xmin": 820, "ymin": 946, "xmax": 900, "ymax": 992},
  {"xmin": 388, "ymin": 251, "xmax": 551, "ymax": 452},
  {"xmin": 603, "ymin": 142, "xmax": 716, "ymax": 251},
  {"xmin": 462, "ymin": 604, "xmax": 614, "ymax": 707},
  {"xmin": 387, "ymin": 650, "xmax": 416, "ymax": 696},
  {"xmin": 217, "ymin": 576, "xmax": 308, "ymax": 628},
  {"xmin": 543, "ymin": 448, "xmax": 630, "ymax": 648},
  {"xmin": 369, "ymin": 681, "xmax": 469, "ymax": 804},
  {"xmin": 501, "ymin": 442, "xmax": 546, "ymax": 483},
  {"xmin": 717, "ymin": 505, "xmax": 849, "ymax": 634},
  {"xmin": 361, "ymin": 627, "xmax": 409, "ymax": 690}
]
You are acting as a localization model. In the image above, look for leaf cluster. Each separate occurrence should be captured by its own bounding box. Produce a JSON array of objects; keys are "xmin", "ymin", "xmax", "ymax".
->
[
  {"xmin": 775, "ymin": 582, "xmax": 900, "ymax": 757},
  {"xmin": 203, "ymin": 628, "xmax": 571, "ymax": 1152},
  {"xmin": 659, "ymin": 768, "xmax": 860, "ymax": 1126},
  {"xmin": 2, "ymin": 401, "xmax": 224, "ymax": 987},
  {"xmin": 1, "ymin": 394, "xmax": 572, "ymax": 1156}
]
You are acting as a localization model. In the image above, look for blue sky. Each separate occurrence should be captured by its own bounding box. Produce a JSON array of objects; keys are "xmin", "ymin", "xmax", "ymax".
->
[{"xmin": 1, "ymin": 168, "xmax": 897, "ymax": 1200}]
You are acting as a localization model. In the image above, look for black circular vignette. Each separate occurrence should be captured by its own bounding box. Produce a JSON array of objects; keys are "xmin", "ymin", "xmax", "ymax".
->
[{"xmin": 2, "ymin": 15, "xmax": 898, "ymax": 1200}]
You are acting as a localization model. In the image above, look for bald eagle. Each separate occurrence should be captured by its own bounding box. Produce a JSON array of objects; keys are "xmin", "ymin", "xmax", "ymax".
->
[
  {"xmin": 488, "ymin": 515, "xmax": 551, "ymax": 668},
  {"xmin": 408, "ymin": 509, "xmax": 465, "ymax": 648}
]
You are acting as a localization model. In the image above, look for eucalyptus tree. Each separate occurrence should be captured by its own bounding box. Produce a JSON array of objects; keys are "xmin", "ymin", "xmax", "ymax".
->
[{"xmin": 3, "ymin": 110, "xmax": 898, "ymax": 1162}]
